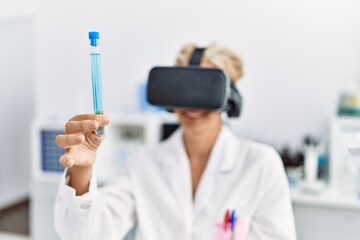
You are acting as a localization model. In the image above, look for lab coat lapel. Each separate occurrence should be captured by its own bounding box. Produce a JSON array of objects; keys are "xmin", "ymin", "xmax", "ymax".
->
[
  {"xmin": 194, "ymin": 126, "xmax": 238, "ymax": 217},
  {"xmin": 158, "ymin": 129, "xmax": 193, "ymax": 231},
  {"xmin": 156, "ymin": 126, "xmax": 239, "ymax": 229}
]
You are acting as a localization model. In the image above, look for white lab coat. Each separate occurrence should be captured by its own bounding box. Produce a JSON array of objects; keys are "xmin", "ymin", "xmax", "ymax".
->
[{"xmin": 55, "ymin": 125, "xmax": 297, "ymax": 240}]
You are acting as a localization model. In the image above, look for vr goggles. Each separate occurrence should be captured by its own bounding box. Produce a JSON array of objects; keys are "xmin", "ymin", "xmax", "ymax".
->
[{"xmin": 146, "ymin": 48, "xmax": 242, "ymax": 118}]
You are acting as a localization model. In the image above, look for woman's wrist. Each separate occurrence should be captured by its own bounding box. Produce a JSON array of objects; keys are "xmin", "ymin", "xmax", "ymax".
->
[{"xmin": 68, "ymin": 165, "xmax": 93, "ymax": 196}]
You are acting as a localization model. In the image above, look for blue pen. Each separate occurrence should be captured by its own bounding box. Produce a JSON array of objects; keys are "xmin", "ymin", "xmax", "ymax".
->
[
  {"xmin": 230, "ymin": 210, "xmax": 236, "ymax": 231},
  {"xmin": 88, "ymin": 31, "xmax": 104, "ymax": 135}
]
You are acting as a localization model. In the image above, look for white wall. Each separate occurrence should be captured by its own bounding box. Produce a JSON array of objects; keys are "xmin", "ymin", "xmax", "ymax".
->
[
  {"xmin": 0, "ymin": 17, "xmax": 34, "ymax": 208},
  {"xmin": 0, "ymin": 0, "xmax": 34, "ymax": 18},
  {"xmin": 33, "ymin": 0, "xmax": 360, "ymax": 151}
]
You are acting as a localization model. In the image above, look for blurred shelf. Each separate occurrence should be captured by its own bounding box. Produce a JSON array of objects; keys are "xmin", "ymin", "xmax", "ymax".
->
[{"xmin": 291, "ymin": 187, "xmax": 360, "ymax": 210}]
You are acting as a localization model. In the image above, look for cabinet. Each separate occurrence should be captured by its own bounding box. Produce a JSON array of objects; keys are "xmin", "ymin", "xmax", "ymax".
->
[{"xmin": 292, "ymin": 189, "xmax": 360, "ymax": 240}]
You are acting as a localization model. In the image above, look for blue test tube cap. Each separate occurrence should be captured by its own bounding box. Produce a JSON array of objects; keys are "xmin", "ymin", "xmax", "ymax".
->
[{"xmin": 89, "ymin": 31, "xmax": 100, "ymax": 46}]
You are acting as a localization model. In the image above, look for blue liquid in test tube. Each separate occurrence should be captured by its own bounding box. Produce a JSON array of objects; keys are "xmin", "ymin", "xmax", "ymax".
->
[{"xmin": 89, "ymin": 31, "xmax": 104, "ymax": 135}]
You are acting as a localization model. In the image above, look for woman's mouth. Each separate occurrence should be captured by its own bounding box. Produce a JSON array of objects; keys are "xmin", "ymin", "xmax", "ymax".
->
[{"xmin": 182, "ymin": 110, "xmax": 205, "ymax": 120}]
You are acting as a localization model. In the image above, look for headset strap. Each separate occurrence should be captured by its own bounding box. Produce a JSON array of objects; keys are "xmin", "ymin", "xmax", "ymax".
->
[{"xmin": 189, "ymin": 48, "xmax": 205, "ymax": 66}]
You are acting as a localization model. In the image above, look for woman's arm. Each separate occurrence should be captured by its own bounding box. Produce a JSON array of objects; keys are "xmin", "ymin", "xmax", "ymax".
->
[
  {"xmin": 54, "ymin": 114, "xmax": 136, "ymax": 239},
  {"xmin": 54, "ymin": 164, "xmax": 136, "ymax": 240}
]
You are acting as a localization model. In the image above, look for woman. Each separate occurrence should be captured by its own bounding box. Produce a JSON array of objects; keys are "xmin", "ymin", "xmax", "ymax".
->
[{"xmin": 54, "ymin": 43, "xmax": 296, "ymax": 240}]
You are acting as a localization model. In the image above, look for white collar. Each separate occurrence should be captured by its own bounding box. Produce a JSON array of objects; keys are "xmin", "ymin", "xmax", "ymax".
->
[{"xmin": 155, "ymin": 125, "xmax": 239, "ymax": 173}]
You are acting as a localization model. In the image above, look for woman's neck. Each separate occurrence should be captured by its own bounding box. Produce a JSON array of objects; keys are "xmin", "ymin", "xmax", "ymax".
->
[
  {"xmin": 183, "ymin": 119, "xmax": 222, "ymax": 198},
  {"xmin": 183, "ymin": 120, "xmax": 222, "ymax": 163}
]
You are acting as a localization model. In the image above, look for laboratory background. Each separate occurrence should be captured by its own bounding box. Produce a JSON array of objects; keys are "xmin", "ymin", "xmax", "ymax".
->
[{"xmin": 1, "ymin": 0, "xmax": 360, "ymax": 239}]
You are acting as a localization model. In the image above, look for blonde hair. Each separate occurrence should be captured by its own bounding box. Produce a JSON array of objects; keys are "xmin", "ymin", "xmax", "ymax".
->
[{"xmin": 175, "ymin": 42, "xmax": 244, "ymax": 83}]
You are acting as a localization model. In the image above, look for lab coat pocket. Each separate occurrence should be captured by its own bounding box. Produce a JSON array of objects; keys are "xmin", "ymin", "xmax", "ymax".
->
[{"xmin": 214, "ymin": 218, "xmax": 249, "ymax": 240}]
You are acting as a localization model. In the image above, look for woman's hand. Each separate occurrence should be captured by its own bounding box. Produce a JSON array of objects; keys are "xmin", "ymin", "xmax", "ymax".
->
[
  {"xmin": 55, "ymin": 114, "xmax": 110, "ymax": 168},
  {"xmin": 55, "ymin": 114, "xmax": 110, "ymax": 195}
]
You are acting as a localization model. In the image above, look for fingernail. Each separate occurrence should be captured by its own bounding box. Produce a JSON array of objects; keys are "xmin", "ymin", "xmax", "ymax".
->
[
  {"xmin": 66, "ymin": 159, "xmax": 74, "ymax": 166},
  {"xmin": 76, "ymin": 135, "xmax": 83, "ymax": 141},
  {"xmin": 103, "ymin": 117, "xmax": 110, "ymax": 123},
  {"xmin": 91, "ymin": 122, "xmax": 97, "ymax": 129}
]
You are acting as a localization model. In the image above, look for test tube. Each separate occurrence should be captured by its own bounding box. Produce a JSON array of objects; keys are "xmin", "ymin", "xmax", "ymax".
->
[{"xmin": 88, "ymin": 31, "xmax": 104, "ymax": 135}]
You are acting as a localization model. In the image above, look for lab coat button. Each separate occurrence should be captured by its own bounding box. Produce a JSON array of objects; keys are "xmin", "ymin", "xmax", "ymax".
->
[{"xmin": 80, "ymin": 203, "xmax": 90, "ymax": 209}]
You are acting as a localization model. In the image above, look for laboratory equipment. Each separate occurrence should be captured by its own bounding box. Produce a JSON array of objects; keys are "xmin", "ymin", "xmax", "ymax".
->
[
  {"xmin": 297, "ymin": 136, "xmax": 325, "ymax": 194},
  {"xmin": 39, "ymin": 129, "xmax": 64, "ymax": 172},
  {"xmin": 331, "ymin": 117, "xmax": 360, "ymax": 195},
  {"xmin": 338, "ymin": 93, "xmax": 360, "ymax": 117},
  {"xmin": 31, "ymin": 120, "xmax": 66, "ymax": 181},
  {"xmin": 303, "ymin": 136, "xmax": 320, "ymax": 184},
  {"xmin": 89, "ymin": 31, "xmax": 104, "ymax": 135},
  {"xmin": 347, "ymin": 132, "xmax": 360, "ymax": 155}
]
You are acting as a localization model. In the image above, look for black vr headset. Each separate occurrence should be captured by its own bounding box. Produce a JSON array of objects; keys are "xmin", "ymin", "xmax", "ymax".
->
[{"xmin": 146, "ymin": 48, "xmax": 242, "ymax": 118}]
